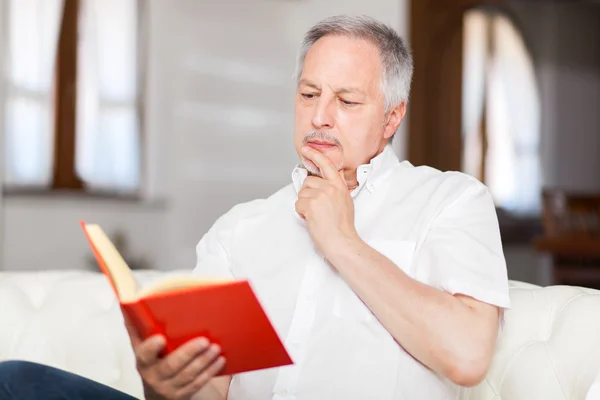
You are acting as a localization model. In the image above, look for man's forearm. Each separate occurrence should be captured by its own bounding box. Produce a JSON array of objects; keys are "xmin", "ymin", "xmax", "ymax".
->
[
  {"xmin": 144, "ymin": 378, "xmax": 228, "ymax": 400},
  {"xmin": 325, "ymin": 236, "xmax": 498, "ymax": 386},
  {"xmin": 190, "ymin": 382, "xmax": 228, "ymax": 400}
]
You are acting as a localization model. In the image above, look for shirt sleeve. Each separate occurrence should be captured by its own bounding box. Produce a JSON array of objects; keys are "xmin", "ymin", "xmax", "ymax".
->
[{"xmin": 412, "ymin": 179, "xmax": 511, "ymax": 309}]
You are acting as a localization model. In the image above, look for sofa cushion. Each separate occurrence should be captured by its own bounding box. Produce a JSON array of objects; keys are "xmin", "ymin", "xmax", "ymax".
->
[
  {"xmin": 460, "ymin": 281, "xmax": 600, "ymax": 400},
  {"xmin": 0, "ymin": 270, "xmax": 170, "ymax": 399}
]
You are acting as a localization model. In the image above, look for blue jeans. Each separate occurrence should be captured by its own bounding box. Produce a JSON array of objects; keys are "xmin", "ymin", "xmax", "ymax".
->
[{"xmin": 0, "ymin": 360, "xmax": 138, "ymax": 400}]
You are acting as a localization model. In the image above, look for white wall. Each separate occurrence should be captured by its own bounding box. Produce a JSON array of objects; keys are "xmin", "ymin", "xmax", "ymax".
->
[
  {"xmin": 149, "ymin": 0, "xmax": 409, "ymax": 269},
  {"xmin": 0, "ymin": 0, "xmax": 5, "ymax": 270},
  {"xmin": 2, "ymin": 197, "xmax": 168, "ymax": 271},
  {"xmin": 0, "ymin": 0, "xmax": 409, "ymax": 271}
]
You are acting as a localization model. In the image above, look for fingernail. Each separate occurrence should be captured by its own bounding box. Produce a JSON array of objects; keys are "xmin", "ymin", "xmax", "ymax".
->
[
  {"xmin": 195, "ymin": 337, "xmax": 209, "ymax": 350},
  {"xmin": 152, "ymin": 335, "xmax": 165, "ymax": 347},
  {"xmin": 211, "ymin": 344, "xmax": 221, "ymax": 354}
]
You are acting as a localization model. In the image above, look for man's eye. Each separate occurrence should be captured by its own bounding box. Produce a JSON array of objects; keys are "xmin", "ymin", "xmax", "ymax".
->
[
  {"xmin": 340, "ymin": 99, "xmax": 358, "ymax": 106},
  {"xmin": 301, "ymin": 93, "xmax": 316, "ymax": 99}
]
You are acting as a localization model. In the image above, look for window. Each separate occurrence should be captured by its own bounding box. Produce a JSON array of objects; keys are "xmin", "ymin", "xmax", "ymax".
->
[
  {"xmin": 462, "ymin": 9, "xmax": 541, "ymax": 215},
  {"xmin": 2, "ymin": 0, "xmax": 143, "ymax": 194}
]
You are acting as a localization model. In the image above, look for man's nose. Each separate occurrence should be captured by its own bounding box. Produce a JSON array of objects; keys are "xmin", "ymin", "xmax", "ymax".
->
[{"xmin": 311, "ymin": 96, "xmax": 335, "ymax": 130}]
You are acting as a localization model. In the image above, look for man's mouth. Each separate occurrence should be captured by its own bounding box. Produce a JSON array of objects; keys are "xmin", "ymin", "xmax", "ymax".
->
[{"xmin": 306, "ymin": 141, "xmax": 338, "ymax": 151}]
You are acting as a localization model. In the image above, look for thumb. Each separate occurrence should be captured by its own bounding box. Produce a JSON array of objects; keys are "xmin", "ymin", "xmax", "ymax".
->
[{"xmin": 123, "ymin": 313, "xmax": 142, "ymax": 347}]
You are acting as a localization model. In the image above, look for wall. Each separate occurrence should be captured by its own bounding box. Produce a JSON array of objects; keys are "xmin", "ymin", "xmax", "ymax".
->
[
  {"xmin": 0, "ymin": 0, "xmax": 409, "ymax": 271},
  {"xmin": 551, "ymin": 4, "xmax": 600, "ymax": 191},
  {"xmin": 3, "ymin": 1, "xmax": 597, "ymax": 286},
  {"xmin": 503, "ymin": 2, "xmax": 600, "ymax": 285},
  {"xmin": 510, "ymin": 2, "xmax": 600, "ymax": 192},
  {"xmin": 150, "ymin": 0, "xmax": 408, "ymax": 269},
  {"xmin": 0, "ymin": 0, "xmax": 5, "ymax": 269},
  {"xmin": 2, "ymin": 197, "xmax": 168, "ymax": 271}
]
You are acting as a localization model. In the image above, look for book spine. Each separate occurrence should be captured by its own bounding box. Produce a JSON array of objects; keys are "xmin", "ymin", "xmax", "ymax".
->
[{"xmin": 121, "ymin": 301, "xmax": 168, "ymax": 355}]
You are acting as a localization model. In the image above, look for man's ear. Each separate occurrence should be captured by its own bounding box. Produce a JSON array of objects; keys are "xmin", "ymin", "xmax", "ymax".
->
[{"xmin": 383, "ymin": 102, "xmax": 407, "ymax": 140}]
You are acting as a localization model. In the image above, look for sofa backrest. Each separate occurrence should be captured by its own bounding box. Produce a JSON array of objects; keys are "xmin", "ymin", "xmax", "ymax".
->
[
  {"xmin": 1, "ymin": 271, "xmax": 599, "ymax": 399},
  {"xmin": 460, "ymin": 281, "xmax": 600, "ymax": 400}
]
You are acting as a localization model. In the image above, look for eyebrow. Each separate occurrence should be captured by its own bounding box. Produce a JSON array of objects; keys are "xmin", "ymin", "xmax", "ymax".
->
[{"xmin": 299, "ymin": 79, "xmax": 366, "ymax": 97}]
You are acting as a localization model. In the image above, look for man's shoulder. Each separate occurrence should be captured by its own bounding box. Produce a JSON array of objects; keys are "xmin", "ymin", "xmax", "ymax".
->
[
  {"xmin": 396, "ymin": 161, "xmax": 485, "ymax": 187},
  {"xmin": 391, "ymin": 162, "xmax": 489, "ymax": 206},
  {"xmin": 212, "ymin": 182, "xmax": 296, "ymax": 229}
]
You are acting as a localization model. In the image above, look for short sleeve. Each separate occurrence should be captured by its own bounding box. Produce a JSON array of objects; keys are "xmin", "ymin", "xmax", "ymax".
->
[
  {"xmin": 192, "ymin": 212, "xmax": 236, "ymax": 280},
  {"xmin": 413, "ymin": 180, "xmax": 511, "ymax": 309}
]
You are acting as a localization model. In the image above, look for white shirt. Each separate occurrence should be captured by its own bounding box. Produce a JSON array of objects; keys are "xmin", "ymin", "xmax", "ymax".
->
[
  {"xmin": 193, "ymin": 144, "xmax": 511, "ymax": 400},
  {"xmin": 588, "ymin": 368, "xmax": 600, "ymax": 400}
]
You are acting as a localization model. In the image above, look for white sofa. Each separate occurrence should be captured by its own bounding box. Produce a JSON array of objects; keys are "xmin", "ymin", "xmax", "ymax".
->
[{"xmin": 1, "ymin": 270, "xmax": 600, "ymax": 400}]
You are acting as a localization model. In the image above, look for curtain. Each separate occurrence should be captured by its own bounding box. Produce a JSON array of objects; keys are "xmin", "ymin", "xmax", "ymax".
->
[
  {"xmin": 3, "ymin": 0, "xmax": 64, "ymax": 187},
  {"xmin": 76, "ymin": 0, "xmax": 141, "ymax": 192},
  {"xmin": 462, "ymin": 10, "xmax": 541, "ymax": 215},
  {"xmin": 486, "ymin": 14, "xmax": 541, "ymax": 214}
]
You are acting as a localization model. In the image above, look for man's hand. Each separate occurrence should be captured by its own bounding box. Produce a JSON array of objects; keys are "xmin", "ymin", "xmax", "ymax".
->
[
  {"xmin": 124, "ymin": 316, "xmax": 226, "ymax": 400},
  {"xmin": 295, "ymin": 146, "xmax": 359, "ymax": 257}
]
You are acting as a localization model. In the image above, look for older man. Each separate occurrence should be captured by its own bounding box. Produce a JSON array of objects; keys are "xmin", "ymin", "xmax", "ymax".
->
[{"xmin": 0, "ymin": 15, "xmax": 509, "ymax": 400}]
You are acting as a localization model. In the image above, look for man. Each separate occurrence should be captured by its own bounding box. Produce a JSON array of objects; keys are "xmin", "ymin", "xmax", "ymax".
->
[{"xmin": 0, "ymin": 15, "xmax": 509, "ymax": 400}]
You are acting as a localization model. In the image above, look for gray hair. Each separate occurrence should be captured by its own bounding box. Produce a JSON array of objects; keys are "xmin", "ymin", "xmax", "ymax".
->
[{"xmin": 295, "ymin": 15, "xmax": 414, "ymax": 112}]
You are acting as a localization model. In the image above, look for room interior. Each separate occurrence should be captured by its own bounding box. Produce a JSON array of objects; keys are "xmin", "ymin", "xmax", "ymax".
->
[{"xmin": 0, "ymin": 0, "xmax": 599, "ymax": 399}]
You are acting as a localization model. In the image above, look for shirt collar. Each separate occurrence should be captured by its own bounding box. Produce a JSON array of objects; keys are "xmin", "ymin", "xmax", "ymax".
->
[{"xmin": 291, "ymin": 144, "xmax": 400, "ymax": 198}]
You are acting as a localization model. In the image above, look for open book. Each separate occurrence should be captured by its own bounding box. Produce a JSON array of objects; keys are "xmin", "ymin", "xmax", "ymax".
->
[{"xmin": 80, "ymin": 221, "xmax": 293, "ymax": 376}]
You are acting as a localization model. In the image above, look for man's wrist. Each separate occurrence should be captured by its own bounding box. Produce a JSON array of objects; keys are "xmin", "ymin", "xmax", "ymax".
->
[
  {"xmin": 143, "ymin": 381, "xmax": 166, "ymax": 400},
  {"xmin": 324, "ymin": 233, "xmax": 366, "ymax": 269}
]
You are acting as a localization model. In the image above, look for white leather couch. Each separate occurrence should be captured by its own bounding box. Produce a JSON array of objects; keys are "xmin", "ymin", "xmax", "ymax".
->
[{"xmin": 1, "ymin": 270, "xmax": 600, "ymax": 400}]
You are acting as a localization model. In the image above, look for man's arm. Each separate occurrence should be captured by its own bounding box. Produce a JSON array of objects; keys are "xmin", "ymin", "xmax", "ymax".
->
[
  {"xmin": 326, "ymin": 236, "xmax": 499, "ymax": 387},
  {"xmin": 189, "ymin": 376, "xmax": 231, "ymax": 400},
  {"xmin": 295, "ymin": 146, "xmax": 505, "ymax": 387}
]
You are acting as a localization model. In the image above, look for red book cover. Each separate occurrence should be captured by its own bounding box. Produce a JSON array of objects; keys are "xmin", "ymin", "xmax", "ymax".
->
[{"xmin": 80, "ymin": 221, "xmax": 293, "ymax": 376}]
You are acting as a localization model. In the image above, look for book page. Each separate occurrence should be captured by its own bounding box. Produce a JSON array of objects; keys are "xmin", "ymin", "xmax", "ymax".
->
[
  {"xmin": 84, "ymin": 224, "xmax": 140, "ymax": 302},
  {"xmin": 137, "ymin": 276, "xmax": 231, "ymax": 299}
]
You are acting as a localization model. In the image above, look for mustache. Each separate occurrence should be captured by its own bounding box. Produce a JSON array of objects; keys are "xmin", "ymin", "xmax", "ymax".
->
[{"xmin": 302, "ymin": 131, "xmax": 342, "ymax": 148}]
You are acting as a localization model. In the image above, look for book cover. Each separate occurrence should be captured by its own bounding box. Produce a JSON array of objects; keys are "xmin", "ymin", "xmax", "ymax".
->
[{"xmin": 80, "ymin": 220, "xmax": 293, "ymax": 376}]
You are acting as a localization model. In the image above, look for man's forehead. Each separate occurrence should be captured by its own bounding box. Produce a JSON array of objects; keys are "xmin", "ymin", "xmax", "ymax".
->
[
  {"xmin": 300, "ymin": 35, "xmax": 382, "ymax": 92},
  {"xmin": 298, "ymin": 78, "xmax": 366, "ymax": 95}
]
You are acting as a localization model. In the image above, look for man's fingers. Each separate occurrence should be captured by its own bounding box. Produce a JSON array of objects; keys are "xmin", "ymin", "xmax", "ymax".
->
[
  {"xmin": 295, "ymin": 198, "xmax": 309, "ymax": 219},
  {"xmin": 156, "ymin": 337, "xmax": 211, "ymax": 379},
  {"xmin": 170, "ymin": 344, "xmax": 222, "ymax": 388},
  {"xmin": 135, "ymin": 335, "xmax": 166, "ymax": 368},
  {"xmin": 301, "ymin": 147, "xmax": 345, "ymax": 188},
  {"xmin": 302, "ymin": 176, "xmax": 331, "ymax": 190},
  {"xmin": 174, "ymin": 356, "xmax": 227, "ymax": 400},
  {"xmin": 123, "ymin": 315, "xmax": 142, "ymax": 347},
  {"xmin": 297, "ymin": 187, "xmax": 319, "ymax": 199}
]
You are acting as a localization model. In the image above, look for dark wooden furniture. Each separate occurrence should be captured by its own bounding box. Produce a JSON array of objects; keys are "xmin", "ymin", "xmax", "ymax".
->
[{"xmin": 533, "ymin": 189, "xmax": 600, "ymax": 287}]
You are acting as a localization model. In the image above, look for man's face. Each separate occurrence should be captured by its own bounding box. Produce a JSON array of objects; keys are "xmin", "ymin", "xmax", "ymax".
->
[{"xmin": 294, "ymin": 35, "xmax": 403, "ymax": 178}]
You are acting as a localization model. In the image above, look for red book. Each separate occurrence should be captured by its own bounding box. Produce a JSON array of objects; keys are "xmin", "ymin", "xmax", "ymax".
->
[{"xmin": 80, "ymin": 221, "xmax": 293, "ymax": 376}]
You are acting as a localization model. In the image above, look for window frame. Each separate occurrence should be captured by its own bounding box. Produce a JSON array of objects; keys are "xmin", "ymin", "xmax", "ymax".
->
[{"xmin": 1, "ymin": 0, "xmax": 147, "ymax": 199}]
